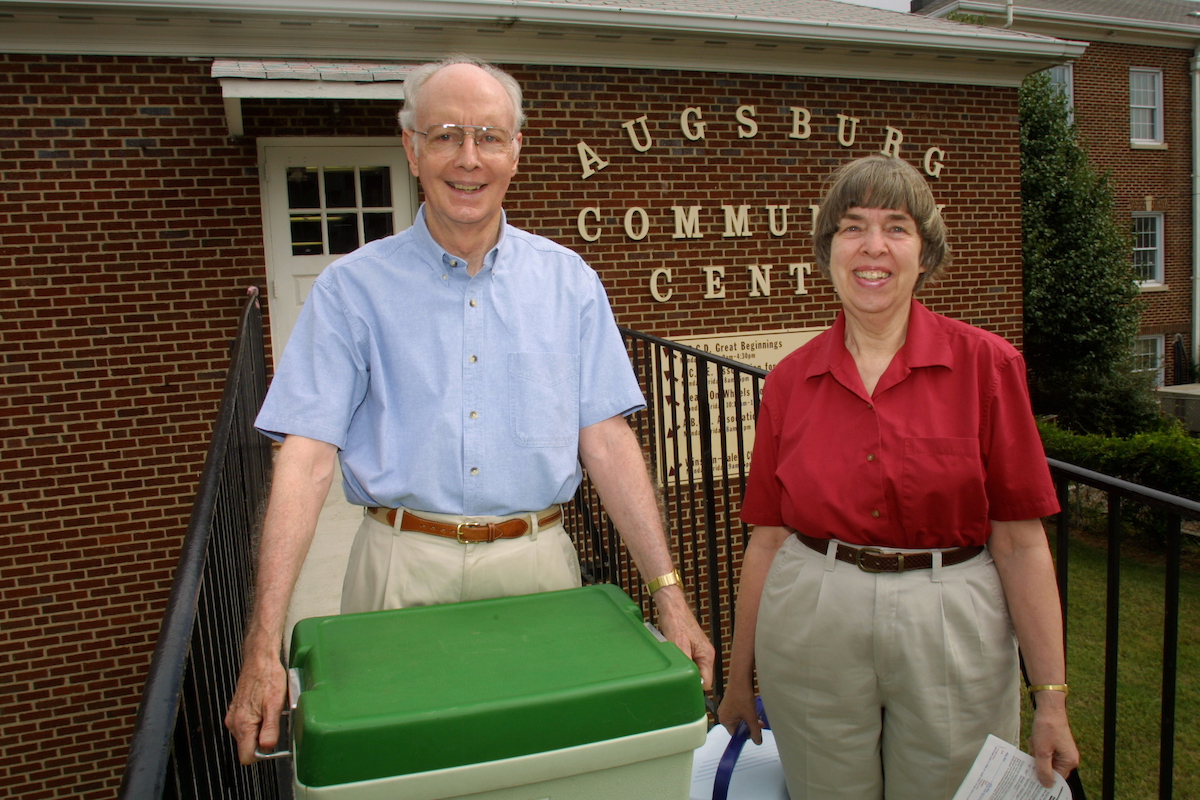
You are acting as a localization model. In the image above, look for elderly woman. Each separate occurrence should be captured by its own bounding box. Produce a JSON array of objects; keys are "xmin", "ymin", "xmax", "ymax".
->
[{"xmin": 718, "ymin": 155, "xmax": 1079, "ymax": 799}]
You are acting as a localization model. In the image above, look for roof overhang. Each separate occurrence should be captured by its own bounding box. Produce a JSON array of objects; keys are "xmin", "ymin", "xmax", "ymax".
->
[
  {"xmin": 213, "ymin": 59, "xmax": 411, "ymax": 135},
  {"xmin": 922, "ymin": 1, "xmax": 1200, "ymax": 50},
  {"xmin": 0, "ymin": 0, "xmax": 1086, "ymax": 88}
]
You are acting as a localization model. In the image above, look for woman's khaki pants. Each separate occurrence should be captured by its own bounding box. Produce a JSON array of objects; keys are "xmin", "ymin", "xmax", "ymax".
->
[{"xmin": 755, "ymin": 535, "xmax": 1020, "ymax": 800}]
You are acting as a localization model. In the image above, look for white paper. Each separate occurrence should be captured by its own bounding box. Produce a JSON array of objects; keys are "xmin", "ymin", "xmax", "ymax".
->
[{"xmin": 952, "ymin": 735, "xmax": 1071, "ymax": 800}]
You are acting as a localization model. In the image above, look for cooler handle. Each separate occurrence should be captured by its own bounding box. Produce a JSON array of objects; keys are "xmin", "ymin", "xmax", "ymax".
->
[
  {"xmin": 253, "ymin": 667, "xmax": 301, "ymax": 761},
  {"xmin": 712, "ymin": 696, "xmax": 771, "ymax": 800}
]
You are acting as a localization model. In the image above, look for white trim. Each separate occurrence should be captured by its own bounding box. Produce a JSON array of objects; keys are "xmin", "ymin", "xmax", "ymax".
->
[
  {"xmin": 1132, "ymin": 211, "xmax": 1165, "ymax": 286},
  {"xmin": 0, "ymin": 0, "xmax": 1088, "ymax": 87},
  {"xmin": 213, "ymin": 61, "xmax": 409, "ymax": 136},
  {"xmin": 925, "ymin": 1, "xmax": 1200, "ymax": 50},
  {"xmin": 1047, "ymin": 61, "xmax": 1073, "ymax": 119},
  {"xmin": 221, "ymin": 77, "xmax": 406, "ymax": 99},
  {"xmin": 1133, "ymin": 334, "xmax": 1165, "ymax": 388},
  {"xmin": 1192, "ymin": 50, "xmax": 1199, "ymax": 369},
  {"xmin": 1129, "ymin": 67, "xmax": 1165, "ymax": 146}
]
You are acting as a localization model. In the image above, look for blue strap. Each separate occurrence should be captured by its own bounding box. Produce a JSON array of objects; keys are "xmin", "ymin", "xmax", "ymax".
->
[{"xmin": 712, "ymin": 698, "xmax": 770, "ymax": 800}]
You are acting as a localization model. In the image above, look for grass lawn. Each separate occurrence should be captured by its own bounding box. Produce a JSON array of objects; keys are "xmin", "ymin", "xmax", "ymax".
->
[{"xmin": 1020, "ymin": 529, "xmax": 1200, "ymax": 799}]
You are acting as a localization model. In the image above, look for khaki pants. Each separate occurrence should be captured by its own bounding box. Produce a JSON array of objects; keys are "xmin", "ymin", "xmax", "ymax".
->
[
  {"xmin": 340, "ymin": 508, "xmax": 582, "ymax": 613},
  {"xmin": 755, "ymin": 535, "xmax": 1020, "ymax": 800}
]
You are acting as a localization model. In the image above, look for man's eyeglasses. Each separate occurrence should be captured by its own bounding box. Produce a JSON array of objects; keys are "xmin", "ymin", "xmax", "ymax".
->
[{"xmin": 412, "ymin": 124, "xmax": 515, "ymax": 156}]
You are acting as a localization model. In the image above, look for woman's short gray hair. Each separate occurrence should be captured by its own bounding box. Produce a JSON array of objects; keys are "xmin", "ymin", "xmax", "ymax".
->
[
  {"xmin": 812, "ymin": 155, "xmax": 949, "ymax": 293},
  {"xmin": 397, "ymin": 55, "xmax": 526, "ymax": 134}
]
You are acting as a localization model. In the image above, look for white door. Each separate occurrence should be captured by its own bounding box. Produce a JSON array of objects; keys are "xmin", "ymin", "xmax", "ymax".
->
[{"xmin": 259, "ymin": 138, "xmax": 417, "ymax": 365}]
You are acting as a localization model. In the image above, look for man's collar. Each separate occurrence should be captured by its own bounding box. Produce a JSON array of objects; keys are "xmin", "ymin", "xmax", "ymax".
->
[{"xmin": 413, "ymin": 204, "xmax": 509, "ymax": 274}]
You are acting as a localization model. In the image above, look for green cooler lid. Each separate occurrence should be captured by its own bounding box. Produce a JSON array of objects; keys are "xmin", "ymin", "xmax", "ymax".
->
[{"xmin": 288, "ymin": 584, "xmax": 705, "ymax": 788}]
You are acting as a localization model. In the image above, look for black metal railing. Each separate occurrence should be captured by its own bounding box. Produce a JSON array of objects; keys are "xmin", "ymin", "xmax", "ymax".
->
[
  {"xmin": 567, "ymin": 328, "xmax": 767, "ymax": 702},
  {"xmin": 119, "ymin": 316, "xmax": 1194, "ymax": 799},
  {"xmin": 1047, "ymin": 459, "xmax": 1199, "ymax": 800},
  {"xmin": 118, "ymin": 289, "xmax": 280, "ymax": 800},
  {"xmin": 570, "ymin": 328, "xmax": 1195, "ymax": 800}
]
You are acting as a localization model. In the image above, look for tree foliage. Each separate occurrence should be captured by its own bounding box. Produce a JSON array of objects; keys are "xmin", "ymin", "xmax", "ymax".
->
[{"xmin": 1020, "ymin": 72, "xmax": 1160, "ymax": 436}]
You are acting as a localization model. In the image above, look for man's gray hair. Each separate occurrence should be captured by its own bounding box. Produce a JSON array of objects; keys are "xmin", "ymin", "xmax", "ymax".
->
[{"xmin": 398, "ymin": 55, "xmax": 526, "ymax": 134}]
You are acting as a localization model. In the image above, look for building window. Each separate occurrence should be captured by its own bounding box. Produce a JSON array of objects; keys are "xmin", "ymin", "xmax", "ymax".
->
[
  {"xmin": 1132, "ymin": 213, "xmax": 1164, "ymax": 285},
  {"xmin": 1048, "ymin": 63, "xmax": 1074, "ymax": 117},
  {"xmin": 1129, "ymin": 68, "xmax": 1164, "ymax": 145},
  {"xmin": 1133, "ymin": 335, "xmax": 1164, "ymax": 387}
]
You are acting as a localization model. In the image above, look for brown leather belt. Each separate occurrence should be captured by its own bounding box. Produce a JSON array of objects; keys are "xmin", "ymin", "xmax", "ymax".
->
[
  {"xmin": 794, "ymin": 531, "xmax": 983, "ymax": 573},
  {"xmin": 366, "ymin": 506, "xmax": 563, "ymax": 544}
]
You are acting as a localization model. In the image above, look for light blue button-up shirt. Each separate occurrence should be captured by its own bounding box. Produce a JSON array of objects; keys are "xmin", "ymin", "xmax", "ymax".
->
[{"xmin": 255, "ymin": 206, "xmax": 645, "ymax": 516}]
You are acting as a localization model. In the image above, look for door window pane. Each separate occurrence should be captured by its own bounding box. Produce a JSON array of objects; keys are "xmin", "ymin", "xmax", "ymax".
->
[
  {"xmin": 327, "ymin": 213, "xmax": 360, "ymax": 255},
  {"xmin": 290, "ymin": 215, "xmax": 324, "ymax": 256},
  {"xmin": 360, "ymin": 167, "xmax": 392, "ymax": 208},
  {"xmin": 324, "ymin": 168, "xmax": 357, "ymax": 209},
  {"xmin": 286, "ymin": 167, "xmax": 320, "ymax": 209},
  {"xmin": 363, "ymin": 212, "xmax": 394, "ymax": 243}
]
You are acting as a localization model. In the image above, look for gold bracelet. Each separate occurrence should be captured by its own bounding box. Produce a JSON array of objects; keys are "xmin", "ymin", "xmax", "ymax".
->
[
  {"xmin": 1029, "ymin": 684, "xmax": 1069, "ymax": 696},
  {"xmin": 646, "ymin": 568, "xmax": 682, "ymax": 594}
]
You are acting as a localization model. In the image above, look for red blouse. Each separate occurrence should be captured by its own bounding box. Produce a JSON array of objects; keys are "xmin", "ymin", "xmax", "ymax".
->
[{"xmin": 740, "ymin": 300, "xmax": 1059, "ymax": 548}]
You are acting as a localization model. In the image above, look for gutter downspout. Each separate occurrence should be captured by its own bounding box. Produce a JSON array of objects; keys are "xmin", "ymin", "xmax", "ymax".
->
[
  {"xmin": 1192, "ymin": 47, "xmax": 1200, "ymax": 374},
  {"xmin": 1004, "ymin": 0, "xmax": 1014, "ymax": 29}
]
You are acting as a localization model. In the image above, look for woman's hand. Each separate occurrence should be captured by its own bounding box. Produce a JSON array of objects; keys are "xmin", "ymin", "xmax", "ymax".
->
[
  {"xmin": 989, "ymin": 518, "xmax": 1080, "ymax": 786},
  {"xmin": 718, "ymin": 525, "xmax": 792, "ymax": 747},
  {"xmin": 717, "ymin": 681, "xmax": 764, "ymax": 745},
  {"xmin": 1029, "ymin": 693, "xmax": 1079, "ymax": 786}
]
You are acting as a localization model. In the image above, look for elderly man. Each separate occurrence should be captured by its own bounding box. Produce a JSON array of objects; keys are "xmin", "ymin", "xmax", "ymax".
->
[{"xmin": 224, "ymin": 56, "xmax": 715, "ymax": 764}]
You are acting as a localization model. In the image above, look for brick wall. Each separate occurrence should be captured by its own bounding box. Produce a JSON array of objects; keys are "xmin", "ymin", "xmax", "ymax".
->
[
  {"xmin": 505, "ymin": 65, "xmax": 1025, "ymax": 344},
  {"xmin": 0, "ymin": 54, "xmax": 1023, "ymax": 798},
  {"xmin": 0, "ymin": 53, "xmax": 262, "ymax": 799},
  {"xmin": 1068, "ymin": 40, "xmax": 1195, "ymax": 379}
]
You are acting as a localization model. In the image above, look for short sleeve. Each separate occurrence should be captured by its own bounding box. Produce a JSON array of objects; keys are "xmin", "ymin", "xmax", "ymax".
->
[
  {"xmin": 740, "ymin": 387, "xmax": 786, "ymax": 527},
  {"xmin": 577, "ymin": 271, "xmax": 645, "ymax": 427},
  {"xmin": 254, "ymin": 279, "xmax": 370, "ymax": 448},
  {"xmin": 982, "ymin": 354, "xmax": 1059, "ymax": 521}
]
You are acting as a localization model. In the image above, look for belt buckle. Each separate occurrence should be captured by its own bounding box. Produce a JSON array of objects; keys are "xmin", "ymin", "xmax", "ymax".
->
[
  {"xmin": 456, "ymin": 522, "xmax": 490, "ymax": 544},
  {"xmin": 855, "ymin": 546, "xmax": 886, "ymax": 573}
]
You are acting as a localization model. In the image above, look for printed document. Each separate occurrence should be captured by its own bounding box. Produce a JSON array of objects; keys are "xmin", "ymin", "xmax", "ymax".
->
[{"xmin": 952, "ymin": 735, "xmax": 1071, "ymax": 800}]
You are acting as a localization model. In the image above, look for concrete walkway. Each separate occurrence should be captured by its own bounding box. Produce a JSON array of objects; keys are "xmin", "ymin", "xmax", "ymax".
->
[{"xmin": 283, "ymin": 465, "xmax": 360, "ymax": 647}]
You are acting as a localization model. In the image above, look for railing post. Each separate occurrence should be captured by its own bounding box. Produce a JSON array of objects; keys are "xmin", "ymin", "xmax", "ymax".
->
[
  {"xmin": 1159, "ymin": 514, "xmax": 1182, "ymax": 800},
  {"xmin": 1102, "ymin": 494, "xmax": 1122, "ymax": 800},
  {"xmin": 1053, "ymin": 474, "xmax": 1071, "ymax": 644},
  {"xmin": 694, "ymin": 358, "xmax": 725, "ymax": 698}
]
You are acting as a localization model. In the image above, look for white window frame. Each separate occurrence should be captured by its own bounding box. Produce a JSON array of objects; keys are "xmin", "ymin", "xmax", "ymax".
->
[
  {"xmin": 1129, "ymin": 68, "xmax": 1164, "ymax": 146},
  {"xmin": 1048, "ymin": 63, "xmax": 1074, "ymax": 119},
  {"xmin": 1132, "ymin": 212, "xmax": 1164, "ymax": 286},
  {"xmin": 1133, "ymin": 335, "xmax": 1165, "ymax": 387}
]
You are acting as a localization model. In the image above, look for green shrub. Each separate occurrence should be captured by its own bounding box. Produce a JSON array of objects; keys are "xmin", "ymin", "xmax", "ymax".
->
[
  {"xmin": 1038, "ymin": 418, "xmax": 1200, "ymax": 500},
  {"xmin": 1038, "ymin": 418, "xmax": 1200, "ymax": 549}
]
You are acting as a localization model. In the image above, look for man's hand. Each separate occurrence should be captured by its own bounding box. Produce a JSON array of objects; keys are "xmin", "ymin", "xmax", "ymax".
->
[
  {"xmin": 652, "ymin": 584, "xmax": 715, "ymax": 690},
  {"xmin": 223, "ymin": 435, "xmax": 336, "ymax": 763},
  {"xmin": 224, "ymin": 649, "xmax": 288, "ymax": 765}
]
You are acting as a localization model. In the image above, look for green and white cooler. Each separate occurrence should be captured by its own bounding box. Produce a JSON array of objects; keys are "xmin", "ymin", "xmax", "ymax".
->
[{"xmin": 285, "ymin": 584, "xmax": 708, "ymax": 799}]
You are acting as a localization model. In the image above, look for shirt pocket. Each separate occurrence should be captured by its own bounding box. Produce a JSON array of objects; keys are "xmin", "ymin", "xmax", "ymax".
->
[
  {"xmin": 899, "ymin": 437, "xmax": 987, "ymax": 536},
  {"xmin": 508, "ymin": 352, "xmax": 580, "ymax": 447}
]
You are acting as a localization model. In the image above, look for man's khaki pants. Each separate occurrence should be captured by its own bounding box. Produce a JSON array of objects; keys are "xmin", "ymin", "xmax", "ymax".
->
[{"xmin": 340, "ymin": 507, "xmax": 582, "ymax": 613}]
